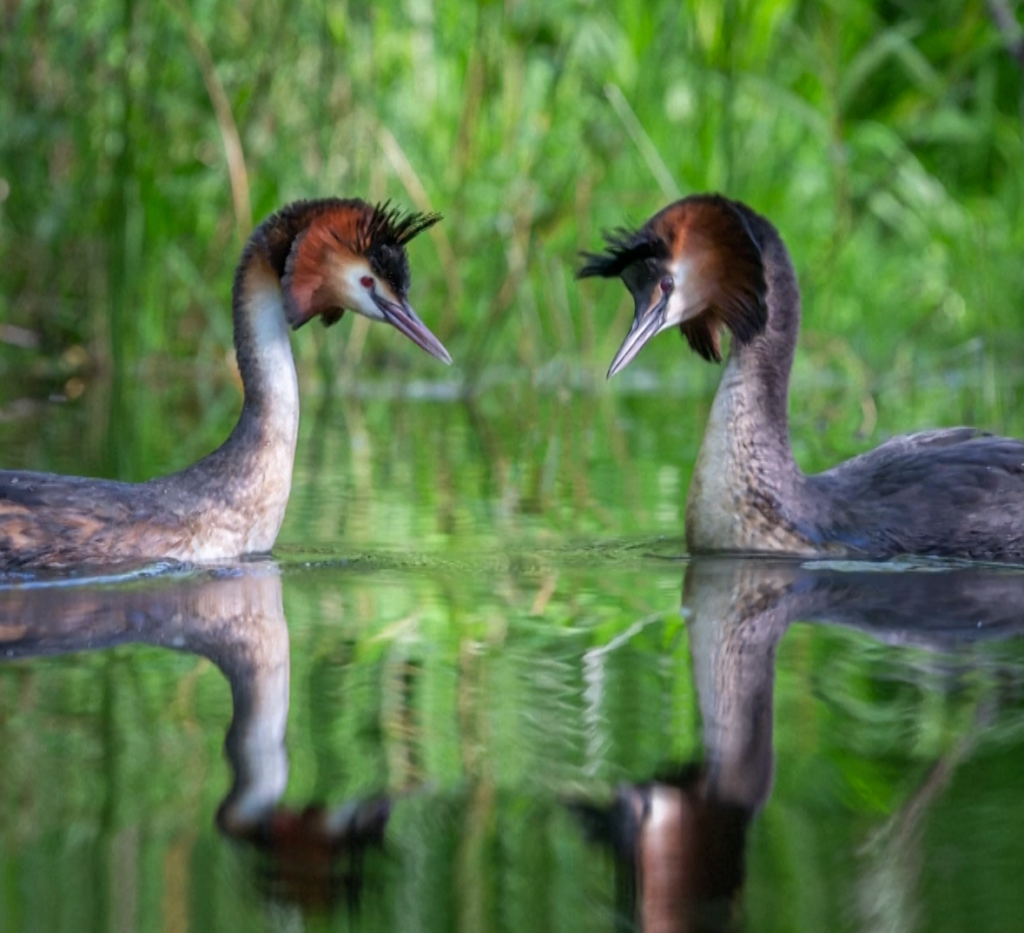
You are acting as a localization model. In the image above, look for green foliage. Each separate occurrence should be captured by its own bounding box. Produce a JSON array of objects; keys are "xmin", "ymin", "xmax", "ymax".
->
[{"xmin": 1, "ymin": 0, "xmax": 1022, "ymax": 384}]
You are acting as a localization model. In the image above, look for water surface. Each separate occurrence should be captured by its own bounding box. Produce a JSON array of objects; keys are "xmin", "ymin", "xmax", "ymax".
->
[{"xmin": 2, "ymin": 370, "xmax": 1024, "ymax": 932}]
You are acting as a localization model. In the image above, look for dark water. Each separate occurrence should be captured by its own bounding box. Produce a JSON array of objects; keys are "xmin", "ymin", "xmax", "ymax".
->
[{"xmin": 2, "ymin": 376, "xmax": 1024, "ymax": 932}]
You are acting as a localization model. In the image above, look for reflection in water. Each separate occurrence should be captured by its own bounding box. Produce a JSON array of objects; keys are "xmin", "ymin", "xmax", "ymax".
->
[
  {"xmin": 585, "ymin": 558, "xmax": 1024, "ymax": 933},
  {"xmin": 2, "ymin": 558, "xmax": 1023, "ymax": 928},
  {"xmin": 0, "ymin": 565, "xmax": 388, "ymax": 912}
]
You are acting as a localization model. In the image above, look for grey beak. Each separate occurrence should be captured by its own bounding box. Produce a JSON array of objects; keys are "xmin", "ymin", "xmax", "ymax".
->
[
  {"xmin": 607, "ymin": 292, "xmax": 669, "ymax": 379},
  {"xmin": 373, "ymin": 294, "xmax": 452, "ymax": 365}
]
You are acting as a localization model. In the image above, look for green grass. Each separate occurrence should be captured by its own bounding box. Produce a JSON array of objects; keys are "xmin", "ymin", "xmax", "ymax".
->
[{"xmin": 1, "ymin": 0, "xmax": 1022, "ymax": 390}]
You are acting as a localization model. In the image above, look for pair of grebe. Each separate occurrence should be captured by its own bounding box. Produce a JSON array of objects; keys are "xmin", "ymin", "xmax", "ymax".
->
[{"xmin": 3, "ymin": 194, "xmax": 1022, "ymax": 569}]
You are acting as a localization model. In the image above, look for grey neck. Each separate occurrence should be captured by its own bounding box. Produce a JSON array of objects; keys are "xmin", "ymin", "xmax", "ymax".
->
[
  {"xmin": 686, "ymin": 208, "xmax": 812, "ymax": 553},
  {"xmin": 722, "ymin": 204, "xmax": 801, "ymax": 476}
]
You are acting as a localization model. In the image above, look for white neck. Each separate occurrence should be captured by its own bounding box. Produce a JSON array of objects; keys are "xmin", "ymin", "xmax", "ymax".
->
[
  {"xmin": 173, "ymin": 262, "xmax": 300, "ymax": 559},
  {"xmin": 242, "ymin": 277, "xmax": 301, "ymax": 445},
  {"xmin": 228, "ymin": 271, "xmax": 300, "ymax": 552}
]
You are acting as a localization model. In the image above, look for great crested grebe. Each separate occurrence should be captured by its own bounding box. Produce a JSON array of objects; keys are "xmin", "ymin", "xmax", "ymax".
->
[
  {"xmin": 579, "ymin": 193, "xmax": 1024, "ymax": 562},
  {"xmin": 0, "ymin": 198, "xmax": 450, "ymax": 569}
]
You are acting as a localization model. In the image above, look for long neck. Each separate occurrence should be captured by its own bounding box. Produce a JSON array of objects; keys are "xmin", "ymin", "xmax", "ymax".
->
[
  {"xmin": 687, "ymin": 209, "xmax": 812, "ymax": 552},
  {"xmin": 224, "ymin": 249, "xmax": 301, "ymax": 531},
  {"xmin": 232, "ymin": 250, "xmax": 301, "ymax": 445},
  {"xmin": 170, "ymin": 201, "xmax": 361, "ymax": 559},
  {"xmin": 173, "ymin": 243, "xmax": 299, "ymax": 556},
  {"xmin": 720, "ymin": 205, "xmax": 800, "ymax": 470},
  {"xmin": 223, "ymin": 198, "xmax": 357, "ymax": 460}
]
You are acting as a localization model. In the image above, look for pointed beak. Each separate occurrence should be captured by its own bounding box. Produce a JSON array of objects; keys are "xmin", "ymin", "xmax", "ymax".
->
[
  {"xmin": 607, "ymin": 290, "xmax": 671, "ymax": 379},
  {"xmin": 372, "ymin": 294, "xmax": 452, "ymax": 365}
]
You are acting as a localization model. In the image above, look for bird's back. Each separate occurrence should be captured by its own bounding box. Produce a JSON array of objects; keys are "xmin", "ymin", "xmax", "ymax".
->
[
  {"xmin": 0, "ymin": 469, "xmax": 189, "ymax": 569},
  {"xmin": 810, "ymin": 428, "xmax": 1024, "ymax": 561}
]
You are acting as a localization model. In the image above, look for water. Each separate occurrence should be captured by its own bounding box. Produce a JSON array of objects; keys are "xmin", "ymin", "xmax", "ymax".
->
[{"xmin": 2, "ymin": 369, "xmax": 1024, "ymax": 932}]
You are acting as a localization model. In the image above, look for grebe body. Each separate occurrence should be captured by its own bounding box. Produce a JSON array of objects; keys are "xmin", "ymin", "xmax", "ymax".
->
[
  {"xmin": 0, "ymin": 199, "xmax": 450, "ymax": 569},
  {"xmin": 580, "ymin": 194, "xmax": 1024, "ymax": 562}
]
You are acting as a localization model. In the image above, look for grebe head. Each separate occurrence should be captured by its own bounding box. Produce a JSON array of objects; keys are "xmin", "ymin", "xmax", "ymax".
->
[
  {"xmin": 578, "ymin": 194, "xmax": 768, "ymax": 377},
  {"xmin": 282, "ymin": 200, "xmax": 451, "ymax": 363}
]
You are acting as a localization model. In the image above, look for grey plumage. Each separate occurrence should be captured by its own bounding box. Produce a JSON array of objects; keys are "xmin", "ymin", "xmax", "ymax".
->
[
  {"xmin": 809, "ymin": 428, "xmax": 1024, "ymax": 560},
  {"xmin": 730, "ymin": 203, "xmax": 1024, "ymax": 561},
  {"xmin": 587, "ymin": 193, "xmax": 1024, "ymax": 562}
]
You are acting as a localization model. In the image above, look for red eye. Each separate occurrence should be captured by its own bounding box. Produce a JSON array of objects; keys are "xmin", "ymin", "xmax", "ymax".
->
[
  {"xmin": 660, "ymin": 276, "xmax": 674, "ymax": 294},
  {"xmin": 360, "ymin": 276, "xmax": 374, "ymax": 289}
]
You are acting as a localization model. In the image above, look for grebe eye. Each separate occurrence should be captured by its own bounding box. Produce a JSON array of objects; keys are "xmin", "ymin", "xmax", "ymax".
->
[
  {"xmin": 360, "ymin": 276, "xmax": 374, "ymax": 289},
  {"xmin": 660, "ymin": 276, "xmax": 674, "ymax": 294}
]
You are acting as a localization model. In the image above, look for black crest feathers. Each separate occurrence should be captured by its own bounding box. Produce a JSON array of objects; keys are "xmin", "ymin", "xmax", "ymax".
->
[
  {"xmin": 577, "ymin": 227, "xmax": 669, "ymax": 279},
  {"xmin": 358, "ymin": 201, "xmax": 441, "ymax": 297},
  {"xmin": 357, "ymin": 201, "xmax": 442, "ymax": 253}
]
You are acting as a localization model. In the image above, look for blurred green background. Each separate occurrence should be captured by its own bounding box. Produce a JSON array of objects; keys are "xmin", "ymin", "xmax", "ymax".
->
[
  {"xmin": 2, "ymin": 0, "xmax": 1022, "ymax": 385},
  {"xmin": 2, "ymin": 0, "xmax": 1023, "ymax": 541}
]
